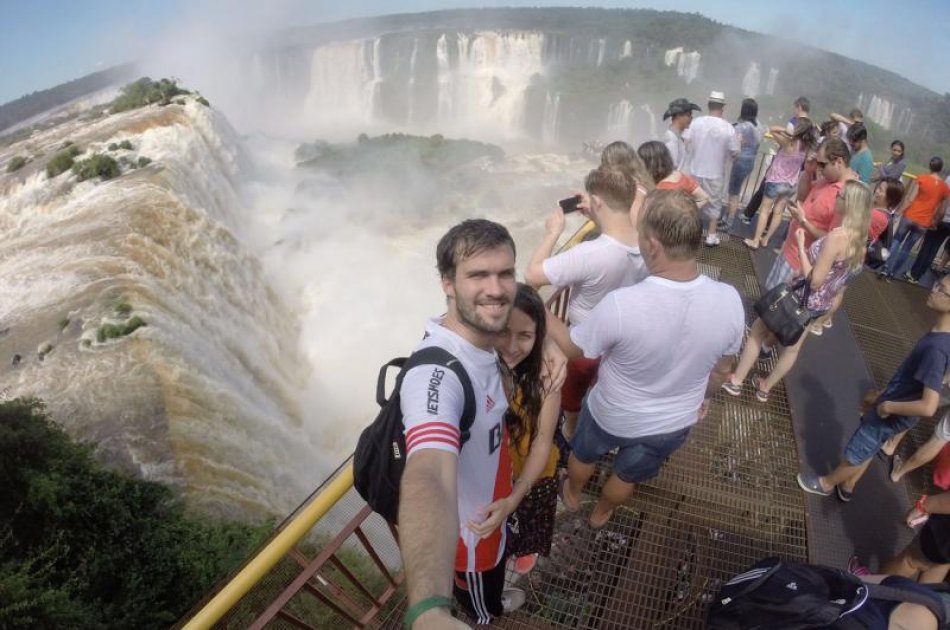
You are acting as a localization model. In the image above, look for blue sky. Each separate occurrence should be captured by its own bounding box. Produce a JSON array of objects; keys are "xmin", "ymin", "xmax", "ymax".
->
[{"xmin": 1, "ymin": 0, "xmax": 948, "ymax": 105}]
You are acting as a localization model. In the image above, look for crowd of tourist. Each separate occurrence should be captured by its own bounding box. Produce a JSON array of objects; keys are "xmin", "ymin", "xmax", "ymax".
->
[{"xmin": 395, "ymin": 91, "xmax": 950, "ymax": 628}]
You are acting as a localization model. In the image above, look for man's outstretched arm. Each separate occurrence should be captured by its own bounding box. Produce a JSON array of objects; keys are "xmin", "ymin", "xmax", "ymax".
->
[{"xmin": 399, "ymin": 449, "xmax": 465, "ymax": 629}]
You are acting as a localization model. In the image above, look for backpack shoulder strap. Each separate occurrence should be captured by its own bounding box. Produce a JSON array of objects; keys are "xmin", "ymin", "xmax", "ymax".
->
[
  {"xmin": 865, "ymin": 582, "xmax": 946, "ymax": 627},
  {"xmin": 399, "ymin": 346, "xmax": 477, "ymax": 445}
]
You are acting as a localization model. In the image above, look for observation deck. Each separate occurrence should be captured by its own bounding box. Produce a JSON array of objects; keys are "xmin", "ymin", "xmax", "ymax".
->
[{"xmin": 181, "ymin": 220, "xmax": 936, "ymax": 628}]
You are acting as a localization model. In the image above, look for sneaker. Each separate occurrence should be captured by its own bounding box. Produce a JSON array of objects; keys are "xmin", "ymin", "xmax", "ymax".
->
[
  {"xmin": 739, "ymin": 215, "xmax": 752, "ymax": 225},
  {"xmin": 705, "ymin": 234, "xmax": 721, "ymax": 247},
  {"xmin": 835, "ymin": 485, "xmax": 853, "ymax": 503},
  {"xmin": 513, "ymin": 554, "xmax": 537, "ymax": 574},
  {"xmin": 758, "ymin": 344, "xmax": 775, "ymax": 360},
  {"xmin": 721, "ymin": 376, "xmax": 742, "ymax": 397},
  {"xmin": 797, "ymin": 471, "xmax": 831, "ymax": 496},
  {"xmin": 904, "ymin": 273, "xmax": 918, "ymax": 284},
  {"xmin": 847, "ymin": 555, "xmax": 871, "ymax": 577},
  {"xmin": 501, "ymin": 587, "xmax": 526, "ymax": 613}
]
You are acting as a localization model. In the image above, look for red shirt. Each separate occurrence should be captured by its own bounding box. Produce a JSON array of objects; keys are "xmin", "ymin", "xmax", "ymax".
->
[
  {"xmin": 869, "ymin": 208, "xmax": 889, "ymax": 243},
  {"xmin": 782, "ymin": 179, "xmax": 844, "ymax": 270}
]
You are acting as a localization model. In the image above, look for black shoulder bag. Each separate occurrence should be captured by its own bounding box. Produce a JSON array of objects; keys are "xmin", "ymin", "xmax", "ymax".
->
[{"xmin": 753, "ymin": 276, "xmax": 813, "ymax": 347}]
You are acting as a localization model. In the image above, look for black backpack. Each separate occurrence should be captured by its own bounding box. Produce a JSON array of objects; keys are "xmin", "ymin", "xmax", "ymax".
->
[
  {"xmin": 353, "ymin": 346, "xmax": 475, "ymax": 524},
  {"xmin": 707, "ymin": 557, "xmax": 948, "ymax": 629}
]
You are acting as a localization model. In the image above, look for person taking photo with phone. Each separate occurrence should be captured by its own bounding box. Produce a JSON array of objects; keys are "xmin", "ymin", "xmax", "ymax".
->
[{"xmin": 525, "ymin": 165, "xmax": 647, "ymax": 438}]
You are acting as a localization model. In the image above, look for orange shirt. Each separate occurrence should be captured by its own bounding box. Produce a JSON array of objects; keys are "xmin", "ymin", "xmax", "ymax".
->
[
  {"xmin": 905, "ymin": 174, "xmax": 950, "ymax": 227},
  {"xmin": 656, "ymin": 172, "xmax": 699, "ymax": 193}
]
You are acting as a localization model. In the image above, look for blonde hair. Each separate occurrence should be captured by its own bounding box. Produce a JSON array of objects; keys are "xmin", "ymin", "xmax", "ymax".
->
[
  {"xmin": 601, "ymin": 141, "xmax": 656, "ymax": 192},
  {"xmin": 838, "ymin": 180, "xmax": 872, "ymax": 268}
]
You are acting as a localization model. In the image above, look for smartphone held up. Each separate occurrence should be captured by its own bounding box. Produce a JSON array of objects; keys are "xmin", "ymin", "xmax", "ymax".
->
[{"xmin": 559, "ymin": 194, "xmax": 582, "ymax": 214}]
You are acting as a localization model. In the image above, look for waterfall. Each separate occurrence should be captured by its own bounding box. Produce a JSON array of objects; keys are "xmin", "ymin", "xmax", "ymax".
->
[
  {"xmin": 741, "ymin": 62, "xmax": 761, "ymax": 97},
  {"xmin": 596, "ymin": 39, "xmax": 606, "ymax": 67},
  {"xmin": 436, "ymin": 34, "xmax": 453, "ymax": 121},
  {"xmin": 0, "ymin": 102, "xmax": 317, "ymax": 519},
  {"xmin": 665, "ymin": 47, "xmax": 701, "ymax": 83},
  {"xmin": 303, "ymin": 40, "xmax": 377, "ymax": 126},
  {"xmin": 407, "ymin": 37, "xmax": 419, "ymax": 124},
  {"xmin": 542, "ymin": 91, "xmax": 560, "ymax": 145},
  {"xmin": 766, "ymin": 68, "xmax": 779, "ymax": 96},
  {"xmin": 621, "ymin": 40, "xmax": 633, "ymax": 59},
  {"xmin": 640, "ymin": 104, "xmax": 658, "ymax": 140},
  {"xmin": 437, "ymin": 31, "xmax": 545, "ymax": 139},
  {"xmin": 606, "ymin": 100, "xmax": 634, "ymax": 141}
]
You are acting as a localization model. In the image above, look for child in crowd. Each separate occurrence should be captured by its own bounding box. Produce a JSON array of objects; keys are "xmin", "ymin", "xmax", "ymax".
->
[{"xmin": 797, "ymin": 274, "xmax": 950, "ymax": 502}]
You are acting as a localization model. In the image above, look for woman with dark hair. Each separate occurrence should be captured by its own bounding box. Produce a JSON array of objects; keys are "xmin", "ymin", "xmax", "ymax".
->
[
  {"xmin": 744, "ymin": 118, "xmax": 819, "ymax": 250},
  {"xmin": 866, "ymin": 178, "xmax": 905, "ymax": 270},
  {"xmin": 725, "ymin": 98, "xmax": 762, "ymax": 227},
  {"xmin": 637, "ymin": 140, "xmax": 709, "ymax": 209},
  {"xmin": 873, "ymin": 140, "xmax": 908, "ymax": 183},
  {"xmin": 491, "ymin": 283, "xmax": 561, "ymax": 574}
]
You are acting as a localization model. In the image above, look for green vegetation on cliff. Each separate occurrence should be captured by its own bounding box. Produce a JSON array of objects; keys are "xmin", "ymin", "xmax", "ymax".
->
[
  {"xmin": 72, "ymin": 154, "xmax": 120, "ymax": 182},
  {"xmin": 110, "ymin": 77, "xmax": 191, "ymax": 113},
  {"xmin": 297, "ymin": 132, "xmax": 503, "ymax": 176},
  {"xmin": 0, "ymin": 398, "xmax": 270, "ymax": 629},
  {"xmin": 45, "ymin": 145, "xmax": 81, "ymax": 178}
]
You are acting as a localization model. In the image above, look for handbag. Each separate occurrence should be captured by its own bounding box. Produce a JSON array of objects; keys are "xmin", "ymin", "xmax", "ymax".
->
[{"xmin": 753, "ymin": 276, "xmax": 813, "ymax": 346}]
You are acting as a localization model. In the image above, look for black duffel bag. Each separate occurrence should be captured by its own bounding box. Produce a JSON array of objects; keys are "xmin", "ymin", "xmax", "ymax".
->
[{"xmin": 753, "ymin": 276, "xmax": 813, "ymax": 347}]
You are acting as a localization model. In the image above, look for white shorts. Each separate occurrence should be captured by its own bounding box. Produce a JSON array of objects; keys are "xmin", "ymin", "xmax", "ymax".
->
[{"xmin": 694, "ymin": 176, "xmax": 724, "ymax": 219}]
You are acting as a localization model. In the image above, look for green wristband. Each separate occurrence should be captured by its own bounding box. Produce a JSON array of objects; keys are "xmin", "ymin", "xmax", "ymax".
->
[{"xmin": 404, "ymin": 595, "xmax": 453, "ymax": 629}]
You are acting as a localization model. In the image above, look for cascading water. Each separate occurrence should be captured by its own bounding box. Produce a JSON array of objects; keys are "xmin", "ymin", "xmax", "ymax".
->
[
  {"xmin": 0, "ymin": 102, "xmax": 319, "ymax": 519},
  {"xmin": 606, "ymin": 100, "xmax": 634, "ymax": 142},
  {"xmin": 766, "ymin": 68, "xmax": 779, "ymax": 96},
  {"xmin": 541, "ymin": 91, "xmax": 561, "ymax": 145},
  {"xmin": 742, "ymin": 62, "xmax": 761, "ymax": 97}
]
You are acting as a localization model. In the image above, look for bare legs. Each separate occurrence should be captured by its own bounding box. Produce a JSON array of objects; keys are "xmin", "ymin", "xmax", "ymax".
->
[
  {"xmin": 745, "ymin": 196, "xmax": 776, "ymax": 249},
  {"xmin": 745, "ymin": 196, "xmax": 787, "ymax": 249},
  {"xmin": 891, "ymin": 435, "xmax": 948, "ymax": 483},
  {"xmin": 817, "ymin": 458, "xmax": 874, "ymax": 494},
  {"xmin": 727, "ymin": 318, "xmax": 804, "ymax": 395},
  {"xmin": 564, "ymin": 453, "xmax": 634, "ymax": 528},
  {"xmin": 727, "ymin": 194, "xmax": 740, "ymax": 225}
]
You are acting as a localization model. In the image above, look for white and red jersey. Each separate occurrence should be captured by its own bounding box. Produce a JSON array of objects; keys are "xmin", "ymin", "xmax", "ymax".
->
[{"xmin": 400, "ymin": 318, "xmax": 511, "ymax": 573}]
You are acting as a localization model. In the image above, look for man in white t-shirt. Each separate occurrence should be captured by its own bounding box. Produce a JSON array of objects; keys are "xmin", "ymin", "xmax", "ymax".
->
[
  {"xmin": 399, "ymin": 219, "xmax": 524, "ymax": 628},
  {"xmin": 683, "ymin": 90, "xmax": 740, "ymax": 247},
  {"xmin": 525, "ymin": 165, "xmax": 648, "ymax": 437},
  {"xmin": 548, "ymin": 190, "xmax": 744, "ymax": 530},
  {"xmin": 662, "ymin": 97, "xmax": 700, "ymax": 172}
]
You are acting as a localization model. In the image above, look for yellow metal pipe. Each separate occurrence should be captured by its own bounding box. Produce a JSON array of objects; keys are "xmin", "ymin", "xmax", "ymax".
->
[{"xmin": 183, "ymin": 463, "xmax": 356, "ymax": 630}]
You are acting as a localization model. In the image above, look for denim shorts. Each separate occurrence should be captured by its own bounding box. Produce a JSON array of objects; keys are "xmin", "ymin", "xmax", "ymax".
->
[
  {"xmin": 570, "ymin": 402, "xmax": 691, "ymax": 483},
  {"xmin": 843, "ymin": 407, "xmax": 919, "ymax": 465},
  {"xmin": 728, "ymin": 157, "xmax": 755, "ymax": 197},
  {"xmin": 764, "ymin": 181, "xmax": 796, "ymax": 200}
]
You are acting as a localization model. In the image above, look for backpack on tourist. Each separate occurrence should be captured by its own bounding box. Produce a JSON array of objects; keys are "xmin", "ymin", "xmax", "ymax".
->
[
  {"xmin": 706, "ymin": 557, "xmax": 948, "ymax": 629},
  {"xmin": 353, "ymin": 346, "xmax": 475, "ymax": 524}
]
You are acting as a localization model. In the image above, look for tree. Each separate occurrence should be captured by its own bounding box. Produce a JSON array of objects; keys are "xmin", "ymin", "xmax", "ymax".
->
[{"xmin": 0, "ymin": 399, "xmax": 270, "ymax": 629}]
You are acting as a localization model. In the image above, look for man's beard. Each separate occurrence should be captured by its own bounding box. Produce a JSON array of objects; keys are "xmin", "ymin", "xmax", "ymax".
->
[{"xmin": 455, "ymin": 296, "xmax": 511, "ymax": 335}]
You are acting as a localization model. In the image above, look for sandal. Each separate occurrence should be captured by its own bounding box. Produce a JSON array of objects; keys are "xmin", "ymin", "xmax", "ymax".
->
[
  {"xmin": 752, "ymin": 375, "xmax": 770, "ymax": 403},
  {"xmin": 743, "ymin": 238, "xmax": 759, "ymax": 250},
  {"xmin": 721, "ymin": 375, "xmax": 742, "ymax": 397},
  {"xmin": 558, "ymin": 476, "xmax": 579, "ymax": 513},
  {"xmin": 589, "ymin": 508, "xmax": 615, "ymax": 530}
]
